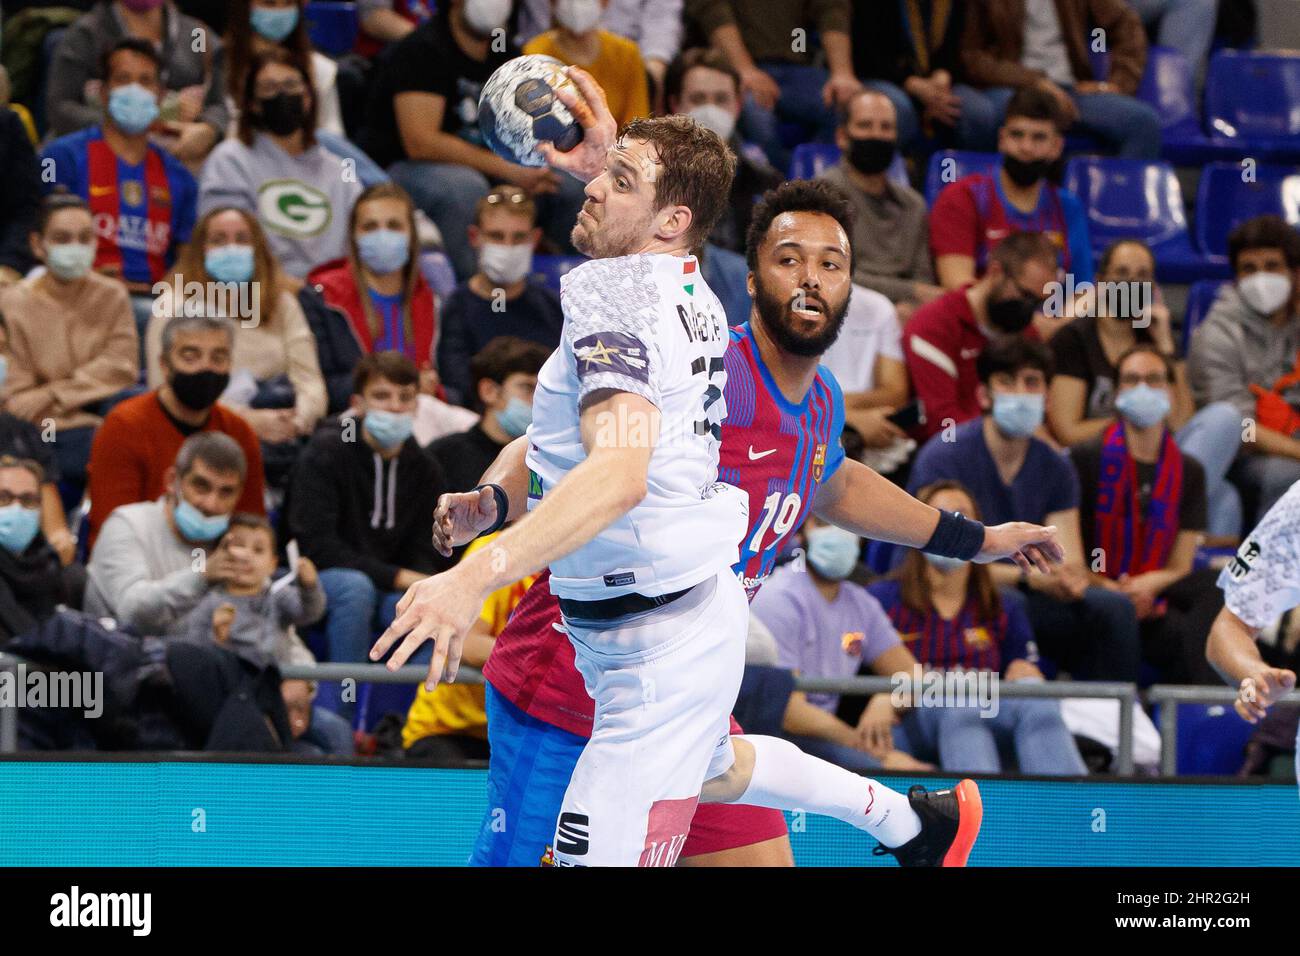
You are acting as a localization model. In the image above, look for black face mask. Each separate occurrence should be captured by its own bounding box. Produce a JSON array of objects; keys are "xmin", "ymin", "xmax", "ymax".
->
[
  {"xmin": 256, "ymin": 93, "xmax": 306, "ymax": 136},
  {"xmin": 1001, "ymin": 154, "xmax": 1052, "ymax": 188},
  {"xmin": 846, "ymin": 136, "xmax": 896, "ymax": 176},
  {"xmin": 169, "ymin": 368, "xmax": 231, "ymax": 412},
  {"xmin": 986, "ymin": 291, "xmax": 1040, "ymax": 334}
]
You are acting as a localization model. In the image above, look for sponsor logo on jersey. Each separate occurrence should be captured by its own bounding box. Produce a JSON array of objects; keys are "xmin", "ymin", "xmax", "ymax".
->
[
  {"xmin": 555, "ymin": 812, "xmax": 589, "ymax": 856},
  {"xmin": 639, "ymin": 796, "xmax": 697, "ymax": 867},
  {"xmin": 121, "ymin": 180, "xmax": 144, "ymax": 208},
  {"xmin": 603, "ymin": 571, "xmax": 636, "ymax": 588},
  {"xmin": 1226, "ymin": 538, "xmax": 1260, "ymax": 580},
  {"xmin": 812, "ymin": 443, "xmax": 827, "ymax": 482},
  {"xmin": 748, "ymin": 446, "xmax": 777, "ymax": 460},
  {"xmin": 258, "ymin": 179, "xmax": 332, "ymax": 237},
  {"xmin": 573, "ymin": 332, "xmax": 650, "ymax": 382},
  {"xmin": 89, "ymin": 184, "xmax": 115, "ymax": 198}
]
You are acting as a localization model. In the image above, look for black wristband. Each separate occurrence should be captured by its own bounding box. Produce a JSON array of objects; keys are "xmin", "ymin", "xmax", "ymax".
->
[
  {"xmin": 473, "ymin": 483, "xmax": 510, "ymax": 537},
  {"xmin": 923, "ymin": 509, "xmax": 986, "ymax": 561}
]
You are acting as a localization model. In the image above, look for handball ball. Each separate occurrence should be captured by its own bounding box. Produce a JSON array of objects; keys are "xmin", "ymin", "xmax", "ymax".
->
[{"xmin": 479, "ymin": 54, "xmax": 585, "ymax": 167}]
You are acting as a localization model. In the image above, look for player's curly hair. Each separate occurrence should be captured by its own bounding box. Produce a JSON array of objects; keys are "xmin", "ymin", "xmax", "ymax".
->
[{"xmin": 745, "ymin": 180, "xmax": 856, "ymax": 271}]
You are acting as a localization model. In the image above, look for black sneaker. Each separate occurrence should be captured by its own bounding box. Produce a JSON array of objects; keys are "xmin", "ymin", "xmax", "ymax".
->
[{"xmin": 873, "ymin": 779, "xmax": 983, "ymax": 867}]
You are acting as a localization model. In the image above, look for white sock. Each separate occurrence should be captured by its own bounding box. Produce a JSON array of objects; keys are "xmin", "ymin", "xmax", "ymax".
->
[{"xmin": 732, "ymin": 734, "xmax": 922, "ymax": 847}]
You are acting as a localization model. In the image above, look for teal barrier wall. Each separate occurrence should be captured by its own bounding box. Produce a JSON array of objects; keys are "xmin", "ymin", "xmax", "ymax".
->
[{"xmin": 0, "ymin": 761, "xmax": 1296, "ymax": 866}]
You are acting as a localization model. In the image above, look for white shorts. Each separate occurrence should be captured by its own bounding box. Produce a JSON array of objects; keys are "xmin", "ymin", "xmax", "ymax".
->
[{"xmin": 551, "ymin": 569, "xmax": 749, "ymax": 866}]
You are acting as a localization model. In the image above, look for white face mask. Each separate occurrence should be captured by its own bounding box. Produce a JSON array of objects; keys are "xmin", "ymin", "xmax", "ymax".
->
[
  {"xmin": 463, "ymin": 0, "xmax": 511, "ymax": 36},
  {"xmin": 480, "ymin": 242, "xmax": 534, "ymax": 286},
  {"xmin": 1238, "ymin": 271, "xmax": 1293, "ymax": 316},
  {"xmin": 555, "ymin": 0, "xmax": 602, "ymax": 33},
  {"xmin": 687, "ymin": 103, "xmax": 736, "ymax": 142}
]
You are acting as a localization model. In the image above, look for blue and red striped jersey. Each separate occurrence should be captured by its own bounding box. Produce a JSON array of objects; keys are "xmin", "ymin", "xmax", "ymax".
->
[
  {"xmin": 867, "ymin": 578, "xmax": 1038, "ymax": 674},
  {"xmin": 41, "ymin": 125, "xmax": 197, "ymax": 286},
  {"xmin": 719, "ymin": 322, "xmax": 846, "ymax": 599}
]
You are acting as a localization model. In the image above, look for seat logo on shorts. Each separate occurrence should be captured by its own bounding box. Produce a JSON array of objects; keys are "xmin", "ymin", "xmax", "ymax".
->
[{"xmin": 555, "ymin": 813, "xmax": 590, "ymax": 856}]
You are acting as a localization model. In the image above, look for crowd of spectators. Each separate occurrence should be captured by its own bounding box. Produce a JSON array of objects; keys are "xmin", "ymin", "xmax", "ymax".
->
[{"xmin": 0, "ymin": 0, "xmax": 1293, "ymax": 777}]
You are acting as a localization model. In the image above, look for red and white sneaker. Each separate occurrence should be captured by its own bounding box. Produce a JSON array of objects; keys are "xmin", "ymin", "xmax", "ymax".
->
[{"xmin": 872, "ymin": 779, "xmax": 983, "ymax": 867}]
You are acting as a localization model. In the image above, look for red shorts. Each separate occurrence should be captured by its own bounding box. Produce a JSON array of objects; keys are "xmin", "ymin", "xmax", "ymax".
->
[{"xmin": 680, "ymin": 717, "xmax": 788, "ymax": 858}]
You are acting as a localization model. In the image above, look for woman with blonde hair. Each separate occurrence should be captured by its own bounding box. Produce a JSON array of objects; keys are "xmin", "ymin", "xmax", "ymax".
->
[
  {"xmin": 307, "ymin": 183, "xmax": 440, "ymax": 398},
  {"xmin": 146, "ymin": 205, "xmax": 327, "ymax": 484}
]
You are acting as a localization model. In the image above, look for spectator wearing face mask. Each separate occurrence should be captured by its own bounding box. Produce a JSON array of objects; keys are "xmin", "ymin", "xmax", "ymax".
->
[
  {"xmin": 869, "ymin": 480, "xmax": 1086, "ymax": 775},
  {"xmin": 929, "ymin": 87, "xmax": 1091, "ymax": 291},
  {"xmin": 517, "ymin": 0, "xmax": 684, "ymax": 109},
  {"xmin": 909, "ymin": 337, "xmax": 1141, "ymax": 683},
  {"xmin": 428, "ymin": 335, "xmax": 549, "ymax": 497},
  {"xmin": 41, "ymin": 39, "xmax": 199, "ymax": 330},
  {"xmin": 1071, "ymin": 345, "xmax": 1223, "ymax": 685},
  {"xmin": 47, "ymin": 0, "xmax": 227, "ymax": 162},
  {"xmin": 0, "ymin": 456, "xmax": 84, "ymax": 645},
  {"xmin": 86, "ymin": 314, "xmax": 265, "ymax": 549},
  {"xmin": 1047, "ymin": 239, "xmax": 1244, "ymax": 539},
  {"xmin": 1190, "ymin": 215, "xmax": 1300, "ymax": 527},
  {"xmin": 903, "ymin": 231, "xmax": 1054, "ymax": 443},
  {"xmin": 818, "ymin": 88, "xmax": 939, "ymax": 324},
  {"xmin": 436, "ymin": 186, "xmax": 562, "ymax": 407},
  {"xmin": 146, "ymin": 206, "xmax": 327, "ymax": 492},
  {"xmin": 0, "ymin": 193, "xmax": 139, "ymax": 497},
  {"xmin": 524, "ymin": 0, "xmax": 650, "ymax": 129},
  {"xmin": 199, "ymin": 49, "xmax": 365, "ymax": 281},
  {"xmin": 663, "ymin": 48, "xmax": 781, "ymax": 256},
  {"xmin": 749, "ymin": 516, "xmax": 932, "ymax": 774},
  {"xmin": 287, "ymin": 352, "xmax": 449, "ymax": 671},
  {"xmin": 309, "ymin": 184, "xmax": 442, "ymax": 405}
]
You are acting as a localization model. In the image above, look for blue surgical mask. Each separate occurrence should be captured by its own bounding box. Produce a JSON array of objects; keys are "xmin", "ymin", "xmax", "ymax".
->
[
  {"xmin": 107, "ymin": 83, "xmax": 160, "ymax": 134},
  {"xmin": 991, "ymin": 392, "xmax": 1044, "ymax": 439},
  {"xmin": 364, "ymin": 408, "xmax": 414, "ymax": 449},
  {"xmin": 0, "ymin": 504, "xmax": 40, "ymax": 554},
  {"xmin": 805, "ymin": 525, "xmax": 860, "ymax": 581},
  {"xmin": 357, "ymin": 229, "xmax": 410, "ymax": 275},
  {"xmin": 925, "ymin": 553, "xmax": 966, "ymax": 573},
  {"xmin": 1114, "ymin": 383, "xmax": 1171, "ymax": 429},
  {"xmin": 250, "ymin": 4, "xmax": 300, "ymax": 41},
  {"xmin": 46, "ymin": 242, "xmax": 96, "ymax": 280},
  {"xmin": 205, "ymin": 245, "xmax": 255, "ymax": 283},
  {"xmin": 174, "ymin": 497, "xmax": 230, "ymax": 542},
  {"xmin": 496, "ymin": 396, "xmax": 532, "ymax": 438}
]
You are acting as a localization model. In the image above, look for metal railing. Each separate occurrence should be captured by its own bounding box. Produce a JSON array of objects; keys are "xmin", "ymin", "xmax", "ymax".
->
[
  {"xmin": 5, "ymin": 652, "xmax": 1296, "ymax": 780},
  {"xmin": 1147, "ymin": 684, "xmax": 1300, "ymax": 776}
]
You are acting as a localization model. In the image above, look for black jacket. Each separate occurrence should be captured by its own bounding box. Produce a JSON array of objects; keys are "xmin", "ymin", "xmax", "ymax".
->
[
  {"xmin": 0, "ymin": 537, "xmax": 76, "ymax": 645},
  {"xmin": 287, "ymin": 417, "xmax": 449, "ymax": 590},
  {"xmin": 298, "ymin": 284, "xmax": 364, "ymax": 416},
  {"xmin": 0, "ymin": 109, "xmax": 39, "ymax": 277}
]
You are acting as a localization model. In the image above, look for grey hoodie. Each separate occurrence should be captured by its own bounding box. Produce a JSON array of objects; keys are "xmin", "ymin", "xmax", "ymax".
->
[{"xmin": 1188, "ymin": 283, "xmax": 1300, "ymax": 419}]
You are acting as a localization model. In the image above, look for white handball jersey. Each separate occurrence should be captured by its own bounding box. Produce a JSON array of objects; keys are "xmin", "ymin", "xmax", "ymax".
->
[
  {"xmin": 1218, "ymin": 479, "xmax": 1300, "ymax": 629},
  {"xmin": 525, "ymin": 253, "xmax": 748, "ymax": 601}
]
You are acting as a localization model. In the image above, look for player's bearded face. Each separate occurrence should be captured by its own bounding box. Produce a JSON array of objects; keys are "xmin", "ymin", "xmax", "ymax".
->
[
  {"xmin": 571, "ymin": 139, "xmax": 663, "ymax": 259},
  {"xmin": 752, "ymin": 267, "xmax": 850, "ymax": 357}
]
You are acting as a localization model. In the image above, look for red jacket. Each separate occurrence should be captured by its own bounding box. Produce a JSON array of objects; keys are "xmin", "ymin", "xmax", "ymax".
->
[
  {"xmin": 307, "ymin": 258, "xmax": 438, "ymax": 369},
  {"xmin": 903, "ymin": 285, "xmax": 1039, "ymax": 442}
]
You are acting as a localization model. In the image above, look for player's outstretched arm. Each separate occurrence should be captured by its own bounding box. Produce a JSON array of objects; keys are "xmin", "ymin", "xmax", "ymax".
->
[
  {"xmin": 813, "ymin": 459, "xmax": 1063, "ymax": 574},
  {"xmin": 432, "ymin": 435, "xmax": 531, "ymax": 556},
  {"xmin": 1207, "ymin": 606, "xmax": 1298, "ymax": 723},
  {"xmin": 371, "ymin": 390, "xmax": 656, "ymax": 687},
  {"xmin": 537, "ymin": 65, "xmax": 617, "ymax": 184}
]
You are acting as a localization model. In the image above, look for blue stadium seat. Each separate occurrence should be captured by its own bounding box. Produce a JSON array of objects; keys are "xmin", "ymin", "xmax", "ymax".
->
[
  {"xmin": 1136, "ymin": 46, "xmax": 1228, "ymax": 165},
  {"xmin": 1193, "ymin": 161, "xmax": 1300, "ymax": 262},
  {"xmin": 787, "ymin": 142, "xmax": 909, "ymax": 188},
  {"xmin": 1062, "ymin": 156, "xmax": 1210, "ymax": 282},
  {"xmin": 924, "ymin": 149, "xmax": 999, "ymax": 205},
  {"xmin": 531, "ymin": 253, "xmax": 586, "ymax": 293},
  {"xmin": 1150, "ymin": 702, "xmax": 1255, "ymax": 775},
  {"xmin": 304, "ymin": 1, "xmax": 359, "ymax": 57},
  {"xmin": 1205, "ymin": 50, "xmax": 1300, "ymax": 160},
  {"xmin": 1181, "ymin": 279, "xmax": 1228, "ymax": 354},
  {"xmin": 788, "ymin": 142, "xmax": 840, "ymax": 180}
]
